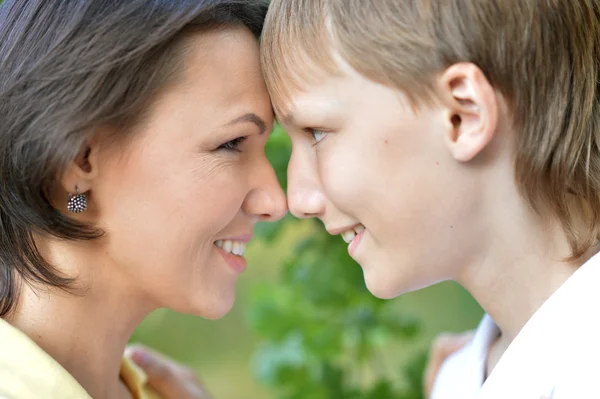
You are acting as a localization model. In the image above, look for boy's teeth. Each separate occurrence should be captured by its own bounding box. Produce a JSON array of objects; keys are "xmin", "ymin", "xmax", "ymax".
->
[
  {"xmin": 341, "ymin": 230, "xmax": 357, "ymax": 243},
  {"xmin": 340, "ymin": 224, "xmax": 365, "ymax": 243},
  {"xmin": 215, "ymin": 240, "xmax": 246, "ymax": 256},
  {"xmin": 354, "ymin": 225, "xmax": 365, "ymax": 234}
]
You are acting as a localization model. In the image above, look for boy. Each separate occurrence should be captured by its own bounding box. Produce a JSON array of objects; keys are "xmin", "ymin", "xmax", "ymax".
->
[{"xmin": 261, "ymin": 0, "xmax": 600, "ymax": 397}]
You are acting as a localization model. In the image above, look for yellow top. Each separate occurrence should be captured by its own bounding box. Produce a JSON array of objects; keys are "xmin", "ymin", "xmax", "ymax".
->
[{"xmin": 0, "ymin": 318, "xmax": 161, "ymax": 399}]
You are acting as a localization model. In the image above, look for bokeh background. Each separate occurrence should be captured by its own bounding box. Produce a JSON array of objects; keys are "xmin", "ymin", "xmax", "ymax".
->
[{"xmin": 130, "ymin": 127, "xmax": 484, "ymax": 399}]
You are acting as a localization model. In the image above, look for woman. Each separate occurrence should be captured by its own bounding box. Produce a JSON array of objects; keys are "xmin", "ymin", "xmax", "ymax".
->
[
  {"xmin": 261, "ymin": 0, "xmax": 600, "ymax": 398},
  {"xmin": 0, "ymin": 0, "xmax": 286, "ymax": 398}
]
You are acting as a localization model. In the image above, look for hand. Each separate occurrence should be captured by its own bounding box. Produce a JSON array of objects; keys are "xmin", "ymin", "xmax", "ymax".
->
[
  {"xmin": 126, "ymin": 344, "xmax": 212, "ymax": 399},
  {"xmin": 423, "ymin": 331, "xmax": 474, "ymax": 398}
]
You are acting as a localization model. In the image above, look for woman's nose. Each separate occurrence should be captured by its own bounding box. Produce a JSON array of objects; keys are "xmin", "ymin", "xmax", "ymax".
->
[{"xmin": 242, "ymin": 159, "xmax": 288, "ymax": 222}]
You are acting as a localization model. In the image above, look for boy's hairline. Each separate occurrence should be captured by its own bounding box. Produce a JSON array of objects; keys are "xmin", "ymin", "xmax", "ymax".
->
[
  {"xmin": 262, "ymin": 13, "xmax": 443, "ymax": 124},
  {"xmin": 269, "ymin": 56, "xmax": 446, "ymax": 126},
  {"xmin": 261, "ymin": 5, "xmax": 348, "ymax": 119}
]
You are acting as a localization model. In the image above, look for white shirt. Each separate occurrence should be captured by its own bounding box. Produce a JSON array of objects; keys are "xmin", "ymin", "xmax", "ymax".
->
[{"xmin": 431, "ymin": 252, "xmax": 600, "ymax": 399}]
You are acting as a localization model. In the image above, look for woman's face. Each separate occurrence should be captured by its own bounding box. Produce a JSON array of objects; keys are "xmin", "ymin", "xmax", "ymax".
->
[
  {"xmin": 91, "ymin": 28, "xmax": 287, "ymax": 318},
  {"xmin": 278, "ymin": 59, "xmax": 485, "ymax": 299}
]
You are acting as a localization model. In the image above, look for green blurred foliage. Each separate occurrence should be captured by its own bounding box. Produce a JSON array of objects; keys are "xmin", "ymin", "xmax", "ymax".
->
[{"xmin": 249, "ymin": 126, "xmax": 426, "ymax": 399}]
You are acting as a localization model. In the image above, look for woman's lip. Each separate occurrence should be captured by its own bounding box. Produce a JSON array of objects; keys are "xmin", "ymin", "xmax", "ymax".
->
[
  {"xmin": 215, "ymin": 246, "xmax": 247, "ymax": 273},
  {"xmin": 348, "ymin": 228, "xmax": 365, "ymax": 258},
  {"xmin": 215, "ymin": 233, "xmax": 253, "ymax": 243}
]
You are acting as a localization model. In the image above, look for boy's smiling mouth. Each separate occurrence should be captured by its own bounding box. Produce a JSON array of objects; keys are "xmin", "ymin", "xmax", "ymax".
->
[{"xmin": 341, "ymin": 224, "xmax": 365, "ymax": 244}]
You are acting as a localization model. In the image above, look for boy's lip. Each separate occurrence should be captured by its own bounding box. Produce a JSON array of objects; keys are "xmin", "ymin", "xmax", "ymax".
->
[
  {"xmin": 326, "ymin": 223, "xmax": 363, "ymax": 236},
  {"xmin": 348, "ymin": 228, "xmax": 365, "ymax": 258}
]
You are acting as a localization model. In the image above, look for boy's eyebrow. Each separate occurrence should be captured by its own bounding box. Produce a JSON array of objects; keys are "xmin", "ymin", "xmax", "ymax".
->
[
  {"xmin": 278, "ymin": 106, "xmax": 297, "ymax": 126},
  {"xmin": 225, "ymin": 113, "xmax": 267, "ymax": 135},
  {"xmin": 279, "ymin": 113, "xmax": 293, "ymax": 125},
  {"xmin": 280, "ymin": 101, "xmax": 344, "ymax": 128}
]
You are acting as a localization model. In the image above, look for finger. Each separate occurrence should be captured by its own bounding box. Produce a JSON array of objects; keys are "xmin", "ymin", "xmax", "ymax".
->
[
  {"xmin": 126, "ymin": 345, "xmax": 212, "ymax": 399},
  {"xmin": 423, "ymin": 332, "xmax": 474, "ymax": 398},
  {"xmin": 126, "ymin": 345, "xmax": 189, "ymax": 397}
]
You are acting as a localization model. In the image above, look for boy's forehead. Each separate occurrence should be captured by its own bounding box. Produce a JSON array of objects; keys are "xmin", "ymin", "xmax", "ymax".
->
[
  {"xmin": 266, "ymin": 62, "xmax": 340, "ymax": 119},
  {"xmin": 278, "ymin": 55, "xmax": 373, "ymax": 118},
  {"xmin": 260, "ymin": 3, "xmax": 343, "ymax": 118},
  {"xmin": 277, "ymin": 82, "xmax": 354, "ymax": 129},
  {"xmin": 265, "ymin": 50, "xmax": 353, "ymax": 121}
]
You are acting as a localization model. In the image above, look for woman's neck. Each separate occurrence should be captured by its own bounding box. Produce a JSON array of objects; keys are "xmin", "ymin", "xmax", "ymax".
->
[{"xmin": 6, "ymin": 241, "xmax": 155, "ymax": 399}]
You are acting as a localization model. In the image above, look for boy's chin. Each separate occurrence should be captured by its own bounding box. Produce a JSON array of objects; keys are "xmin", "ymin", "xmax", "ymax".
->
[
  {"xmin": 363, "ymin": 271, "xmax": 404, "ymax": 299},
  {"xmin": 363, "ymin": 267, "xmax": 435, "ymax": 299}
]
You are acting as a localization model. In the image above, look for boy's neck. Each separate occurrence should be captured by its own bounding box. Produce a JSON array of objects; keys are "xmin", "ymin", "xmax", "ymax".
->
[
  {"xmin": 5, "ymin": 241, "xmax": 154, "ymax": 399},
  {"xmin": 462, "ymin": 251, "xmax": 579, "ymax": 343},
  {"xmin": 456, "ymin": 188, "xmax": 594, "ymax": 344},
  {"xmin": 485, "ymin": 334, "xmax": 509, "ymax": 380}
]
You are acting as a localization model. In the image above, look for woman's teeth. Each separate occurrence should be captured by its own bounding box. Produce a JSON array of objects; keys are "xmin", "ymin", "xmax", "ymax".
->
[
  {"xmin": 215, "ymin": 240, "xmax": 246, "ymax": 256},
  {"xmin": 341, "ymin": 224, "xmax": 365, "ymax": 243}
]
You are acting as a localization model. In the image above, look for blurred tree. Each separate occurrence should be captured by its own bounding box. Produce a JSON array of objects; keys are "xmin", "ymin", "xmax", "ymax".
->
[{"xmin": 250, "ymin": 126, "xmax": 426, "ymax": 399}]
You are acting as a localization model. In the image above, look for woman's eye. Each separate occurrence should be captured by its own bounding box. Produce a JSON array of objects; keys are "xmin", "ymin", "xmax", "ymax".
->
[
  {"xmin": 218, "ymin": 136, "xmax": 247, "ymax": 152},
  {"xmin": 307, "ymin": 128, "xmax": 327, "ymax": 144}
]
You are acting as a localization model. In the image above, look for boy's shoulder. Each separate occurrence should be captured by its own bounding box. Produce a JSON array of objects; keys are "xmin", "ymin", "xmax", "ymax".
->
[
  {"xmin": 431, "ymin": 314, "xmax": 496, "ymax": 399},
  {"xmin": 434, "ymin": 252, "xmax": 600, "ymax": 399}
]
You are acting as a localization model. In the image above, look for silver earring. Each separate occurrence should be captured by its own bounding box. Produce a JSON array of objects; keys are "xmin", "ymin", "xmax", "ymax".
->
[{"xmin": 67, "ymin": 186, "xmax": 87, "ymax": 213}]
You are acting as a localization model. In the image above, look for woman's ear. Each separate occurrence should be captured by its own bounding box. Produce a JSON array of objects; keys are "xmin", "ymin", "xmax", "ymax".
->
[
  {"xmin": 61, "ymin": 138, "xmax": 100, "ymax": 195},
  {"xmin": 438, "ymin": 62, "xmax": 499, "ymax": 162}
]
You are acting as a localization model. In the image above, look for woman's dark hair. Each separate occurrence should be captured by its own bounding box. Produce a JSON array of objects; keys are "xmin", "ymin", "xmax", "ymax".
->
[{"xmin": 0, "ymin": 0, "xmax": 268, "ymax": 317}]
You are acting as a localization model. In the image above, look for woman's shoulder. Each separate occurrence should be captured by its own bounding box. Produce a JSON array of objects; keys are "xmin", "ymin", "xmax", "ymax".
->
[
  {"xmin": 0, "ymin": 318, "xmax": 92, "ymax": 399},
  {"xmin": 0, "ymin": 319, "xmax": 161, "ymax": 399}
]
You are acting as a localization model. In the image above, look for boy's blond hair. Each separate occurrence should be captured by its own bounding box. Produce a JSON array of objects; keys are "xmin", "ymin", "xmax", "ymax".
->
[{"xmin": 261, "ymin": 0, "xmax": 600, "ymax": 258}]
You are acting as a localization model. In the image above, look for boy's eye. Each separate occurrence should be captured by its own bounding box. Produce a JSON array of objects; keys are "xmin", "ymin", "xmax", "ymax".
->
[
  {"xmin": 218, "ymin": 136, "xmax": 247, "ymax": 152},
  {"xmin": 306, "ymin": 128, "xmax": 327, "ymax": 144}
]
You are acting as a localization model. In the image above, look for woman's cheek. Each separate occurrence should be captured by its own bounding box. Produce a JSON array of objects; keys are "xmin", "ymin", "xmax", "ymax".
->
[{"xmin": 201, "ymin": 175, "xmax": 247, "ymax": 219}]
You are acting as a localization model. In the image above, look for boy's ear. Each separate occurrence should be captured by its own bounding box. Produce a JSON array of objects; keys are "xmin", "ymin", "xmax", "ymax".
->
[
  {"xmin": 438, "ymin": 62, "xmax": 498, "ymax": 162},
  {"xmin": 61, "ymin": 138, "xmax": 100, "ymax": 195}
]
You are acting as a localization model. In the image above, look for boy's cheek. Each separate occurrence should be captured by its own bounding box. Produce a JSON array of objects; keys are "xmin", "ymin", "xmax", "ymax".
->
[{"xmin": 319, "ymin": 153, "xmax": 364, "ymax": 201}]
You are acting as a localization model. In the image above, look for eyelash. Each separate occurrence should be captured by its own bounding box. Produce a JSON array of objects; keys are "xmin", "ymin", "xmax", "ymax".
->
[
  {"xmin": 218, "ymin": 136, "xmax": 248, "ymax": 152},
  {"xmin": 304, "ymin": 128, "xmax": 328, "ymax": 146}
]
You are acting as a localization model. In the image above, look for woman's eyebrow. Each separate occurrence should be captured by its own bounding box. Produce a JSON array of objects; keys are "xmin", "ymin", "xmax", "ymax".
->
[{"xmin": 224, "ymin": 113, "xmax": 267, "ymax": 135}]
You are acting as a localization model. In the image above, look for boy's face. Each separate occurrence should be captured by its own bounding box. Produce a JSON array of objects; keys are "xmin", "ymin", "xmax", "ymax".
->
[{"xmin": 279, "ymin": 60, "xmax": 488, "ymax": 298}]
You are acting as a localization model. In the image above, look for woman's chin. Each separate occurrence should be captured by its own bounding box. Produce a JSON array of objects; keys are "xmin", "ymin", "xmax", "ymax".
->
[
  {"xmin": 200, "ymin": 295, "xmax": 236, "ymax": 320},
  {"xmin": 170, "ymin": 289, "xmax": 236, "ymax": 320},
  {"xmin": 200, "ymin": 303, "xmax": 234, "ymax": 320}
]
